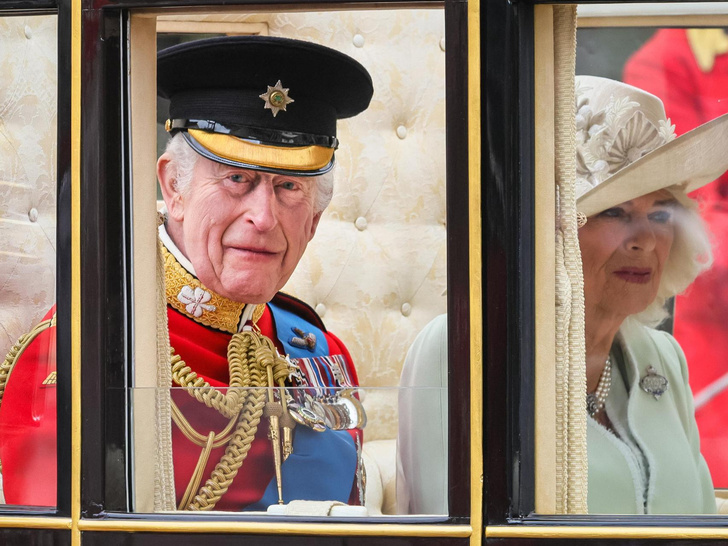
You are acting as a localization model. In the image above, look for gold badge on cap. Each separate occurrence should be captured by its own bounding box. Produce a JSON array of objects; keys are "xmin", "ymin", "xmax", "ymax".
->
[{"xmin": 259, "ymin": 80, "xmax": 294, "ymax": 117}]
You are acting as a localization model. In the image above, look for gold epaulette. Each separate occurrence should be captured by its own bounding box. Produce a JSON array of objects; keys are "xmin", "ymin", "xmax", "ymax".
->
[
  {"xmin": 0, "ymin": 314, "xmax": 57, "ymax": 410},
  {"xmin": 687, "ymin": 28, "xmax": 728, "ymax": 73}
]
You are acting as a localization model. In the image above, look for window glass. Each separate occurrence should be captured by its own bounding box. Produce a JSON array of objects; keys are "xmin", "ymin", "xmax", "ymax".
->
[
  {"xmin": 130, "ymin": 8, "xmax": 449, "ymax": 516},
  {"xmin": 565, "ymin": 6, "xmax": 728, "ymax": 514},
  {"xmin": 0, "ymin": 14, "xmax": 58, "ymax": 509}
]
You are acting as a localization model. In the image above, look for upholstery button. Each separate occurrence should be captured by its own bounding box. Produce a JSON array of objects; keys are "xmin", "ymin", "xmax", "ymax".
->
[
  {"xmin": 353, "ymin": 34, "xmax": 365, "ymax": 48},
  {"xmin": 315, "ymin": 303, "xmax": 326, "ymax": 317},
  {"xmin": 24, "ymin": 25, "xmax": 32, "ymax": 39},
  {"xmin": 401, "ymin": 302, "xmax": 412, "ymax": 317},
  {"xmin": 396, "ymin": 125, "xmax": 407, "ymax": 139},
  {"xmin": 439, "ymin": 37, "xmax": 446, "ymax": 52},
  {"xmin": 28, "ymin": 208, "xmax": 38, "ymax": 222},
  {"xmin": 355, "ymin": 216, "xmax": 367, "ymax": 231}
]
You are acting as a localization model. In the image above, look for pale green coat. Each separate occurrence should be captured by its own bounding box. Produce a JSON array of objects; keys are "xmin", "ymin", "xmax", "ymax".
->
[{"xmin": 587, "ymin": 318, "xmax": 716, "ymax": 514}]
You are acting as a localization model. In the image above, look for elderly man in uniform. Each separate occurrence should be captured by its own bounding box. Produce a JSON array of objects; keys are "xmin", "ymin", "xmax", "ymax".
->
[{"xmin": 0, "ymin": 36, "xmax": 372, "ymax": 512}]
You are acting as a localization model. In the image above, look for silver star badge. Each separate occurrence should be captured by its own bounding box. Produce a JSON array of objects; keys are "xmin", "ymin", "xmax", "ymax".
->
[{"xmin": 259, "ymin": 80, "xmax": 294, "ymax": 117}]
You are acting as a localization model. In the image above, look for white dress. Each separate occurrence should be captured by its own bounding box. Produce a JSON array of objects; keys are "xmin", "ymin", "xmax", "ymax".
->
[{"xmin": 396, "ymin": 314, "xmax": 448, "ymax": 514}]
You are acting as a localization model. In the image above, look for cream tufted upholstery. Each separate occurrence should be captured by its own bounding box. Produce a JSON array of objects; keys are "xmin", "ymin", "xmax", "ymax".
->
[
  {"xmin": 0, "ymin": 16, "xmax": 57, "ymax": 365},
  {"xmin": 717, "ymin": 490, "xmax": 728, "ymax": 514}
]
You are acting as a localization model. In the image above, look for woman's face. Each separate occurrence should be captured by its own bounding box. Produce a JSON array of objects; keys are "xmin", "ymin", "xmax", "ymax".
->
[{"xmin": 579, "ymin": 190, "xmax": 677, "ymax": 320}]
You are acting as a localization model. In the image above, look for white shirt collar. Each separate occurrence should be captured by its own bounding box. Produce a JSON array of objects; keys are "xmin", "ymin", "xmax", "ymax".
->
[{"xmin": 158, "ymin": 221, "xmax": 196, "ymax": 276}]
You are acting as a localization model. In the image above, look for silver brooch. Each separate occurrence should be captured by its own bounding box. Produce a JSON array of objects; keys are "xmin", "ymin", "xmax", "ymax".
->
[
  {"xmin": 259, "ymin": 80, "xmax": 294, "ymax": 117},
  {"xmin": 290, "ymin": 327, "xmax": 316, "ymax": 351},
  {"xmin": 639, "ymin": 365, "xmax": 669, "ymax": 400}
]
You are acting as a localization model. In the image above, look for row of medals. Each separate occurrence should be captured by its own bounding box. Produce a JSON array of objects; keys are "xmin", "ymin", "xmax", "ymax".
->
[
  {"xmin": 283, "ymin": 358, "xmax": 367, "ymax": 432},
  {"xmin": 287, "ymin": 389, "xmax": 367, "ymax": 431}
]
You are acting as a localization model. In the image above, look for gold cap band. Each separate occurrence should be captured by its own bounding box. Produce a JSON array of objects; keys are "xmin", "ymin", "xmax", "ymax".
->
[{"xmin": 189, "ymin": 129, "xmax": 334, "ymax": 172}]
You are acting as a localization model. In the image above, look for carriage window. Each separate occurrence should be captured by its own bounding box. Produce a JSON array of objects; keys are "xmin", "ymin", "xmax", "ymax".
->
[
  {"xmin": 0, "ymin": 14, "xmax": 58, "ymax": 510},
  {"xmin": 538, "ymin": 3, "xmax": 728, "ymax": 516},
  {"xmin": 128, "ymin": 8, "xmax": 450, "ymax": 516}
]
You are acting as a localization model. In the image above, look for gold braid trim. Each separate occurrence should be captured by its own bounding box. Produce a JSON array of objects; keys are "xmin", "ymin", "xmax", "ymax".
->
[
  {"xmin": 188, "ymin": 387, "xmax": 266, "ymax": 511},
  {"xmin": 171, "ymin": 347, "xmax": 249, "ymax": 420},
  {"xmin": 0, "ymin": 314, "xmax": 57, "ymax": 409},
  {"xmin": 171, "ymin": 329, "xmax": 293, "ymax": 511}
]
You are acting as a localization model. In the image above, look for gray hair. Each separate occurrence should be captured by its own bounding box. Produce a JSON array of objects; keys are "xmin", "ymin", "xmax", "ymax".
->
[
  {"xmin": 635, "ymin": 190, "xmax": 713, "ymax": 327},
  {"xmin": 163, "ymin": 132, "xmax": 334, "ymax": 213}
]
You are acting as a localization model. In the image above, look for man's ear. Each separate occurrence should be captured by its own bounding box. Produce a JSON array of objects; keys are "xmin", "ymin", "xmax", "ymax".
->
[
  {"xmin": 308, "ymin": 211, "xmax": 323, "ymax": 241},
  {"xmin": 157, "ymin": 153, "xmax": 184, "ymax": 221}
]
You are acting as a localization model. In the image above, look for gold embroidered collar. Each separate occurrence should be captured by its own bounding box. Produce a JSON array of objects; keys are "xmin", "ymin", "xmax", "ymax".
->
[{"xmin": 163, "ymin": 245, "xmax": 263, "ymax": 334}]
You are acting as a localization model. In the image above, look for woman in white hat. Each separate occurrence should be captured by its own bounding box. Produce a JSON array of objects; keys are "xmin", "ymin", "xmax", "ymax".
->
[{"xmin": 576, "ymin": 76, "xmax": 728, "ymax": 514}]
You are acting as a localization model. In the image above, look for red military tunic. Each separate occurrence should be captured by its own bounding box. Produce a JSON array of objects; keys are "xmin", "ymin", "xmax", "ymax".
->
[
  {"xmin": 624, "ymin": 29, "xmax": 728, "ymax": 485},
  {"xmin": 0, "ymin": 248, "xmax": 363, "ymax": 509},
  {"xmin": 167, "ymin": 296, "xmax": 362, "ymax": 510},
  {"xmin": 0, "ymin": 306, "xmax": 57, "ymax": 506}
]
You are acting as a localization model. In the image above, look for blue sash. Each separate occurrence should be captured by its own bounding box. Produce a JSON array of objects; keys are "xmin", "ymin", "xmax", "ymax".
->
[
  {"xmin": 245, "ymin": 426, "xmax": 357, "ymax": 509},
  {"xmin": 244, "ymin": 303, "xmax": 357, "ymax": 509}
]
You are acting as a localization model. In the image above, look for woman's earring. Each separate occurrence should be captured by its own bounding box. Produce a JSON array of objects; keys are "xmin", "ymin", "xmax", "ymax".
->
[{"xmin": 576, "ymin": 211, "xmax": 588, "ymax": 229}]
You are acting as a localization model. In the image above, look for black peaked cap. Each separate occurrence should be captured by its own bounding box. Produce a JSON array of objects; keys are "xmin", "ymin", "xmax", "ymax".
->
[{"xmin": 158, "ymin": 35, "xmax": 374, "ymax": 139}]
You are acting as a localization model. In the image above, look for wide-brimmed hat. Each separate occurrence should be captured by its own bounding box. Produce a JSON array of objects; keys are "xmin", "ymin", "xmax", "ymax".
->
[
  {"xmin": 575, "ymin": 75, "xmax": 728, "ymax": 217},
  {"xmin": 158, "ymin": 36, "xmax": 373, "ymax": 176}
]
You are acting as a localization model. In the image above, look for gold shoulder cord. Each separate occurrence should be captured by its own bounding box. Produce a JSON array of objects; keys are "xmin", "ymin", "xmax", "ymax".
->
[
  {"xmin": 0, "ymin": 314, "xmax": 57, "ymax": 409},
  {"xmin": 170, "ymin": 305, "xmax": 296, "ymax": 511},
  {"xmin": 0, "ymin": 314, "xmax": 57, "ymax": 477}
]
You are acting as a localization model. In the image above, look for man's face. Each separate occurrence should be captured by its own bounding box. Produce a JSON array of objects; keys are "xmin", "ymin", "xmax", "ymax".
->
[{"xmin": 163, "ymin": 155, "xmax": 322, "ymax": 303}]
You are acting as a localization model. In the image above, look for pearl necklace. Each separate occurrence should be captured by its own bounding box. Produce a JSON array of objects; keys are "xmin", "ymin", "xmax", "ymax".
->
[{"xmin": 586, "ymin": 356, "xmax": 612, "ymax": 417}]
